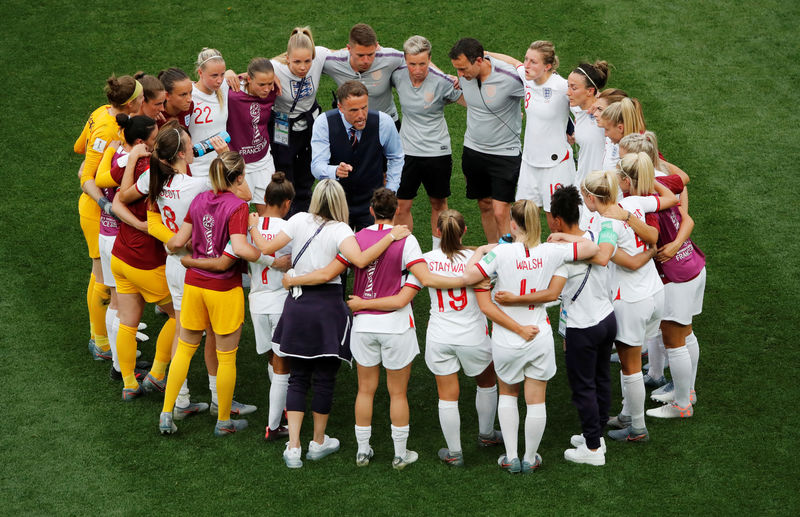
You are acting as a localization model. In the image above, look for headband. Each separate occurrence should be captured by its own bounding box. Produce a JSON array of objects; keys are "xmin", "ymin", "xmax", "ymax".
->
[
  {"xmin": 575, "ymin": 66, "xmax": 598, "ymax": 91},
  {"xmin": 170, "ymin": 129, "xmax": 182, "ymax": 160},
  {"xmin": 121, "ymin": 80, "xmax": 143, "ymax": 105},
  {"xmin": 198, "ymin": 55, "xmax": 224, "ymax": 68},
  {"xmin": 616, "ymin": 161, "xmax": 633, "ymax": 181}
]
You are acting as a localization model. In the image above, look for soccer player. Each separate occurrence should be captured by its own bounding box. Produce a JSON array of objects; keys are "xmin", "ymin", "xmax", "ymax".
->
[
  {"xmin": 488, "ymin": 41, "xmax": 577, "ymax": 232},
  {"xmin": 158, "ymin": 151, "xmax": 263, "ymax": 436},
  {"xmin": 448, "ymin": 38, "xmax": 524, "ymax": 243},
  {"xmin": 158, "ymin": 68, "xmax": 194, "ymax": 129},
  {"xmin": 391, "ymin": 35, "xmax": 464, "ymax": 245},
  {"xmin": 189, "ymin": 48, "xmax": 230, "ymax": 177},
  {"xmin": 75, "ymin": 74, "xmax": 143, "ymax": 362},
  {"xmin": 134, "ymin": 73, "xmax": 166, "ymax": 122}
]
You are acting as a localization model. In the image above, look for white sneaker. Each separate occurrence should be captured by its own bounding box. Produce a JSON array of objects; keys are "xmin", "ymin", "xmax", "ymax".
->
[
  {"xmin": 306, "ymin": 435, "xmax": 340, "ymax": 460},
  {"xmin": 646, "ymin": 402, "xmax": 693, "ymax": 419},
  {"xmin": 283, "ymin": 444, "xmax": 303, "ymax": 468},
  {"xmin": 392, "ymin": 450, "xmax": 418, "ymax": 470},
  {"xmin": 564, "ymin": 444, "xmax": 606, "ymax": 466},
  {"xmin": 569, "ymin": 434, "xmax": 607, "ymax": 454}
]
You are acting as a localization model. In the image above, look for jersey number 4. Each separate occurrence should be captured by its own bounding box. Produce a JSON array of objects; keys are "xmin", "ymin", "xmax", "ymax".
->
[
  {"xmin": 520, "ymin": 280, "xmax": 537, "ymax": 310},
  {"xmin": 436, "ymin": 288, "xmax": 468, "ymax": 312}
]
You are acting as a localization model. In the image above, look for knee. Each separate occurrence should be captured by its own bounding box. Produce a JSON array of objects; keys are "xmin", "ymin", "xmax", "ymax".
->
[{"xmin": 477, "ymin": 198, "xmax": 493, "ymax": 213}]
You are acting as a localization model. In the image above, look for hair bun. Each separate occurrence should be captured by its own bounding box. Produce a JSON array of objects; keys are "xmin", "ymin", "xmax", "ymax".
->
[
  {"xmin": 115, "ymin": 113, "xmax": 131, "ymax": 127},
  {"xmin": 271, "ymin": 171, "xmax": 286, "ymax": 183}
]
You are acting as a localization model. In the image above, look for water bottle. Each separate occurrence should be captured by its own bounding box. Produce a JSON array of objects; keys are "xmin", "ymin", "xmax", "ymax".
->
[{"xmin": 193, "ymin": 131, "xmax": 231, "ymax": 157}]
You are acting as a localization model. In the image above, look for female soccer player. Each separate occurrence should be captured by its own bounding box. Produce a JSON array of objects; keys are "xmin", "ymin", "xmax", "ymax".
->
[
  {"xmin": 390, "ymin": 35, "xmax": 463, "ymax": 242},
  {"xmin": 226, "ymin": 57, "xmax": 278, "ymax": 215},
  {"xmin": 589, "ymin": 88, "xmax": 635, "ymax": 169},
  {"xmin": 488, "ymin": 41, "xmax": 576, "ymax": 232},
  {"xmin": 189, "ymin": 48, "xmax": 230, "ymax": 177},
  {"xmin": 134, "ymin": 73, "xmax": 166, "ymax": 121},
  {"xmin": 270, "ymin": 27, "xmax": 330, "ymax": 214},
  {"xmin": 248, "ymin": 180, "xmax": 410, "ymax": 468},
  {"xmin": 566, "ymin": 61, "xmax": 609, "ymax": 188},
  {"xmin": 158, "ymin": 68, "xmax": 194, "ymax": 128},
  {"xmin": 158, "ymin": 151, "xmax": 263, "ymax": 436},
  {"xmin": 109, "ymin": 122, "xmax": 177, "ymax": 401},
  {"xmin": 75, "ymin": 74, "xmax": 143, "ymax": 361}
]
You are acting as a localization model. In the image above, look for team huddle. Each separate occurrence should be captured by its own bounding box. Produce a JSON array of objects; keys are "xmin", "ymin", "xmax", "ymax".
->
[{"xmin": 74, "ymin": 22, "xmax": 706, "ymax": 473}]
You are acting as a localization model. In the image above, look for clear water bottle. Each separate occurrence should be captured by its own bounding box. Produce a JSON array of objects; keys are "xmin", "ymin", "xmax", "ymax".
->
[{"xmin": 193, "ymin": 131, "xmax": 231, "ymax": 157}]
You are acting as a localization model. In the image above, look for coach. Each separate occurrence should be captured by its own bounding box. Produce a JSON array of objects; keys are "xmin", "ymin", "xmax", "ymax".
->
[
  {"xmin": 311, "ymin": 81, "xmax": 404, "ymax": 230},
  {"xmin": 449, "ymin": 38, "xmax": 524, "ymax": 243}
]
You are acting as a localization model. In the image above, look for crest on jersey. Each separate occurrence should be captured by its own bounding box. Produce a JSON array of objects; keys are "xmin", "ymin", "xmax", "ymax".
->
[
  {"xmin": 485, "ymin": 85, "xmax": 497, "ymax": 98},
  {"xmin": 543, "ymin": 87, "xmax": 552, "ymax": 100},
  {"xmin": 371, "ymin": 70, "xmax": 382, "ymax": 80},
  {"xmin": 424, "ymin": 91, "xmax": 434, "ymax": 104},
  {"xmin": 292, "ymin": 78, "xmax": 314, "ymax": 100}
]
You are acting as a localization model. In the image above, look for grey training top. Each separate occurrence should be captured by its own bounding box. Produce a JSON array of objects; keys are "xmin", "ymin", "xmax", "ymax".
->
[
  {"xmin": 323, "ymin": 47, "xmax": 405, "ymax": 121},
  {"xmin": 391, "ymin": 66, "xmax": 462, "ymax": 156},
  {"xmin": 459, "ymin": 56, "xmax": 524, "ymax": 156}
]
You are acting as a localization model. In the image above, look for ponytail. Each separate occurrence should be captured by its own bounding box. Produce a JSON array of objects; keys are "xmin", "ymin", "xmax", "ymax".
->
[
  {"xmin": 437, "ymin": 210, "xmax": 466, "ymax": 260},
  {"xmin": 617, "ymin": 152, "xmax": 655, "ymax": 195},
  {"xmin": 148, "ymin": 121, "xmax": 186, "ymax": 206},
  {"xmin": 209, "ymin": 151, "xmax": 245, "ymax": 194},
  {"xmin": 582, "ymin": 169, "xmax": 619, "ymax": 205},
  {"xmin": 116, "ymin": 114, "xmax": 157, "ymax": 146},
  {"xmin": 510, "ymin": 200, "xmax": 541, "ymax": 249}
]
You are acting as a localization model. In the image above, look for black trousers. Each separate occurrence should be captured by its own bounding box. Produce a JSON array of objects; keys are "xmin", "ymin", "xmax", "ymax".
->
[{"xmin": 285, "ymin": 356, "xmax": 342, "ymax": 415}]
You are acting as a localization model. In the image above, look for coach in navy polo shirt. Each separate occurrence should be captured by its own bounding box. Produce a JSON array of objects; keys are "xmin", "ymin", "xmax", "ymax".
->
[{"xmin": 311, "ymin": 81, "xmax": 404, "ymax": 230}]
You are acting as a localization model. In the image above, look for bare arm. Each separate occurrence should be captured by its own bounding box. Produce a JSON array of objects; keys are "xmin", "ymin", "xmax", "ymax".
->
[
  {"xmin": 485, "ymin": 51, "xmax": 522, "ymax": 68},
  {"xmin": 338, "ymin": 226, "xmax": 411, "ymax": 269},
  {"xmin": 476, "ymin": 290, "xmax": 538, "ymax": 342},
  {"xmin": 657, "ymin": 188, "xmax": 695, "ymax": 263},
  {"xmin": 611, "ymin": 246, "xmax": 657, "ymax": 270},
  {"xmin": 408, "ymin": 261, "xmax": 485, "ymax": 289},
  {"xmin": 494, "ymin": 275, "xmax": 567, "ymax": 306},
  {"xmin": 167, "ymin": 221, "xmax": 193, "ymax": 253},
  {"xmin": 230, "ymin": 233, "xmax": 261, "ymax": 262},
  {"xmin": 662, "ymin": 159, "xmax": 690, "ymax": 185},
  {"xmin": 347, "ymin": 285, "xmax": 419, "ymax": 313},
  {"xmin": 282, "ymin": 258, "xmax": 347, "ymax": 288},
  {"xmin": 653, "ymin": 182, "xmax": 679, "ymax": 210}
]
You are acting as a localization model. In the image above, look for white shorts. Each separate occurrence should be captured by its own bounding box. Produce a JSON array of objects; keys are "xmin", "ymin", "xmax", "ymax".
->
[
  {"xmin": 515, "ymin": 158, "xmax": 576, "ymax": 211},
  {"xmin": 350, "ymin": 328, "xmax": 419, "ymax": 370},
  {"xmin": 662, "ymin": 267, "xmax": 706, "ymax": 325},
  {"xmin": 425, "ymin": 336, "xmax": 493, "ymax": 377},
  {"xmin": 250, "ymin": 311, "xmax": 283, "ymax": 355},
  {"xmin": 492, "ymin": 327, "xmax": 556, "ymax": 384},
  {"xmin": 246, "ymin": 150, "xmax": 275, "ymax": 206},
  {"xmin": 166, "ymin": 254, "xmax": 186, "ymax": 311},
  {"xmin": 98, "ymin": 234, "xmax": 116, "ymax": 287},
  {"xmin": 613, "ymin": 289, "xmax": 664, "ymax": 347}
]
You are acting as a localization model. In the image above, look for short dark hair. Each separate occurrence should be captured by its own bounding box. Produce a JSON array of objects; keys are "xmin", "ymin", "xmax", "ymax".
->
[
  {"xmin": 337, "ymin": 80, "xmax": 368, "ymax": 103},
  {"xmin": 349, "ymin": 23, "xmax": 377, "ymax": 46},
  {"xmin": 448, "ymin": 38, "xmax": 483, "ymax": 62},
  {"xmin": 550, "ymin": 185, "xmax": 582, "ymax": 226},
  {"xmin": 370, "ymin": 188, "xmax": 398, "ymax": 220}
]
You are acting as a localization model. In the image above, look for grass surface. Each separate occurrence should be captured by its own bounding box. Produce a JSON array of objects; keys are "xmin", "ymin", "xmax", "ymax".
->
[{"xmin": 2, "ymin": 1, "xmax": 799, "ymax": 515}]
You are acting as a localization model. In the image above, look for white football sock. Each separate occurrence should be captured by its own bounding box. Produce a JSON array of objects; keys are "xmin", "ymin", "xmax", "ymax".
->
[
  {"xmin": 667, "ymin": 346, "xmax": 692, "ymax": 407},
  {"xmin": 497, "ymin": 395, "xmax": 519, "ymax": 460},
  {"xmin": 475, "ymin": 385, "xmax": 498, "ymax": 436},
  {"xmin": 438, "ymin": 399, "xmax": 461, "ymax": 453},
  {"xmin": 647, "ymin": 333, "xmax": 666, "ymax": 379},
  {"xmin": 685, "ymin": 332, "xmax": 700, "ymax": 390},
  {"xmin": 620, "ymin": 372, "xmax": 630, "ymax": 417},
  {"xmin": 391, "ymin": 424, "xmax": 409, "ymax": 458},
  {"xmin": 524, "ymin": 403, "xmax": 546, "ymax": 464},
  {"xmin": 431, "ymin": 236, "xmax": 441, "ymax": 250},
  {"xmin": 623, "ymin": 372, "xmax": 645, "ymax": 428},
  {"xmin": 176, "ymin": 379, "xmax": 191, "ymax": 409},
  {"xmin": 267, "ymin": 362, "xmax": 274, "ymax": 383},
  {"xmin": 208, "ymin": 374, "xmax": 218, "ymax": 405},
  {"xmin": 106, "ymin": 309, "xmax": 119, "ymax": 371},
  {"xmin": 268, "ymin": 373, "xmax": 289, "ymax": 430},
  {"xmin": 355, "ymin": 425, "xmax": 372, "ymax": 454}
]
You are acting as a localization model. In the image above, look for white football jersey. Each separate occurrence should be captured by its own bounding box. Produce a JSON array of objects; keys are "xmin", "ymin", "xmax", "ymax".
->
[
  {"xmin": 558, "ymin": 231, "xmax": 614, "ymax": 329},
  {"xmin": 135, "ymin": 170, "xmax": 212, "ymax": 239},
  {"xmin": 517, "ymin": 68, "xmax": 572, "ymax": 168},
  {"xmin": 189, "ymin": 81, "xmax": 230, "ymax": 177},
  {"xmin": 406, "ymin": 248, "xmax": 488, "ymax": 347},
  {"xmin": 247, "ymin": 216, "xmax": 292, "ymax": 314},
  {"xmin": 477, "ymin": 242, "xmax": 577, "ymax": 348},
  {"xmin": 571, "ymin": 106, "xmax": 606, "ymax": 186}
]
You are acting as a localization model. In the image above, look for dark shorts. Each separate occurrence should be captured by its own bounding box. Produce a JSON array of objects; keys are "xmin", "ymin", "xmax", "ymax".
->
[
  {"xmin": 461, "ymin": 146, "xmax": 521, "ymax": 203},
  {"xmin": 397, "ymin": 154, "xmax": 452, "ymax": 200}
]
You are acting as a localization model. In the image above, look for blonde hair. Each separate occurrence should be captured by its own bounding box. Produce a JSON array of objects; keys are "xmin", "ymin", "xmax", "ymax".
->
[
  {"xmin": 436, "ymin": 210, "xmax": 466, "ymax": 260},
  {"xmin": 529, "ymin": 40, "xmax": 559, "ymax": 71},
  {"xmin": 510, "ymin": 200, "xmax": 541, "ymax": 248},
  {"xmin": 582, "ymin": 169, "xmax": 619, "ymax": 205},
  {"xmin": 276, "ymin": 26, "xmax": 316, "ymax": 65},
  {"xmin": 619, "ymin": 131, "xmax": 665, "ymax": 172},
  {"xmin": 617, "ymin": 152, "xmax": 655, "ymax": 196},
  {"xmin": 208, "ymin": 151, "xmax": 245, "ymax": 194},
  {"xmin": 309, "ymin": 179, "xmax": 349, "ymax": 224},
  {"xmin": 196, "ymin": 47, "xmax": 225, "ymax": 110},
  {"xmin": 601, "ymin": 97, "xmax": 646, "ymax": 136},
  {"xmin": 404, "ymin": 35, "xmax": 432, "ymax": 56}
]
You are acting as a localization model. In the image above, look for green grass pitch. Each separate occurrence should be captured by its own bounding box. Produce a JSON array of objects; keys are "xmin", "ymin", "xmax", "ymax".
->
[{"xmin": 1, "ymin": 0, "xmax": 798, "ymax": 515}]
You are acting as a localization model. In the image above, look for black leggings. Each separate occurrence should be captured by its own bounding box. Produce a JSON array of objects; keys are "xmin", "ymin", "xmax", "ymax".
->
[{"xmin": 285, "ymin": 356, "xmax": 341, "ymax": 415}]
